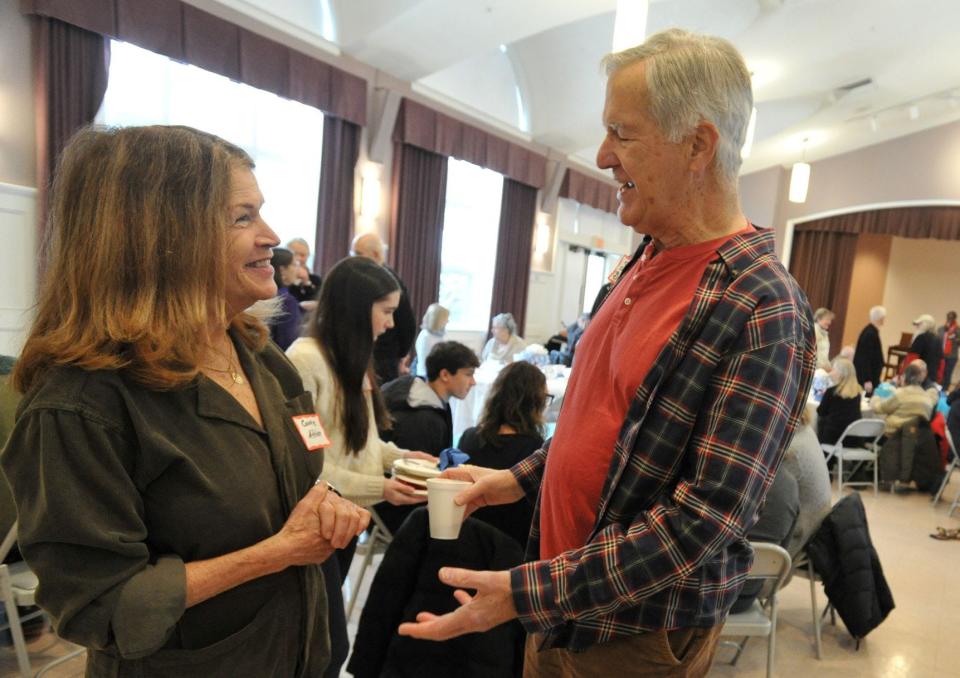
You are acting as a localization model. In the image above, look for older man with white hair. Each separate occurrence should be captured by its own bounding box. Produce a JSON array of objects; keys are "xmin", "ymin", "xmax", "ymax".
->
[
  {"xmin": 399, "ymin": 28, "xmax": 815, "ymax": 676},
  {"xmin": 854, "ymin": 305, "xmax": 886, "ymax": 394}
]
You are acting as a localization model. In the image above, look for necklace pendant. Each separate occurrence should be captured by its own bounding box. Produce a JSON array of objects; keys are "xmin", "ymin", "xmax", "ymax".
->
[{"xmin": 231, "ymin": 371, "xmax": 245, "ymax": 385}]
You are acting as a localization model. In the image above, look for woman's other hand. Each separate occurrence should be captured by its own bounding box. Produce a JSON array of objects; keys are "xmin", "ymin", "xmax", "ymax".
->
[{"xmin": 383, "ymin": 478, "xmax": 428, "ymax": 506}]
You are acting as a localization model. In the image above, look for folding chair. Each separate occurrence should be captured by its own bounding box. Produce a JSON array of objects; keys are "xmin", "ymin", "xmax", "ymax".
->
[
  {"xmin": 933, "ymin": 426, "xmax": 960, "ymax": 516},
  {"xmin": 719, "ymin": 542, "xmax": 791, "ymax": 678},
  {"xmin": 821, "ymin": 419, "xmax": 885, "ymax": 496},
  {"xmin": 344, "ymin": 507, "xmax": 394, "ymax": 619},
  {"xmin": 0, "ymin": 523, "xmax": 85, "ymax": 677},
  {"xmin": 790, "ymin": 551, "xmax": 836, "ymax": 660}
]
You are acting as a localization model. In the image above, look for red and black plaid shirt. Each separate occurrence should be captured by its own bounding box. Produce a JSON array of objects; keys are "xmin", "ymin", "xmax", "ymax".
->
[{"xmin": 508, "ymin": 227, "xmax": 815, "ymax": 651}]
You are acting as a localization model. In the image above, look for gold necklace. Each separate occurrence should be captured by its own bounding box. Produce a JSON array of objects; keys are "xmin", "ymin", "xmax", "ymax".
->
[{"xmin": 203, "ymin": 345, "xmax": 245, "ymax": 385}]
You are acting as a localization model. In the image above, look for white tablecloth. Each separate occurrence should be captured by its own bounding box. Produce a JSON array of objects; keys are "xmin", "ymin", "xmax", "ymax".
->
[{"xmin": 450, "ymin": 361, "xmax": 569, "ymax": 443}]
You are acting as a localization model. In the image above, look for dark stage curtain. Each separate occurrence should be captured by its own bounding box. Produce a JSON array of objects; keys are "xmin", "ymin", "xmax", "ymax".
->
[
  {"xmin": 32, "ymin": 16, "xmax": 110, "ymax": 258},
  {"xmin": 489, "ymin": 179, "xmax": 538, "ymax": 336},
  {"xmin": 388, "ymin": 143, "xmax": 448, "ymax": 321},
  {"xmin": 796, "ymin": 205, "xmax": 960, "ymax": 240},
  {"xmin": 316, "ymin": 117, "xmax": 360, "ymax": 276},
  {"xmin": 789, "ymin": 229, "xmax": 859, "ymax": 353}
]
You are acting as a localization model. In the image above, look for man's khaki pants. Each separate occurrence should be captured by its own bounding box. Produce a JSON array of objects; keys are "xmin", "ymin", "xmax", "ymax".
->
[{"xmin": 523, "ymin": 626, "xmax": 721, "ymax": 678}]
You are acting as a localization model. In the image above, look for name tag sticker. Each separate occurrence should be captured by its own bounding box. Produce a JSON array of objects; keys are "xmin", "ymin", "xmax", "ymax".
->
[
  {"xmin": 292, "ymin": 414, "xmax": 330, "ymax": 451},
  {"xmin": 607, "ymin": 255, "xmax": 630, "ymax": 284}
]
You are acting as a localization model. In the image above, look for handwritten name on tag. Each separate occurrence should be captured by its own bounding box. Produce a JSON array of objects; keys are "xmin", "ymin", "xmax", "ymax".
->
[{"xmin": 292, "ymin": 414, "xmax": 330, "ymax": 451}]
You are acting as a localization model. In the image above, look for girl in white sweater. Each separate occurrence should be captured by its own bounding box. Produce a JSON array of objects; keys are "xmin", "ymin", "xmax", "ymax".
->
[{"xmin": 287, "ymin": 257, "xmax": 435, "ymax": 510}]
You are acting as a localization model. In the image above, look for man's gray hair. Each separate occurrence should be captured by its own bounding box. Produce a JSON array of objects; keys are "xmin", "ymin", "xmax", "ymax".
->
[
  {"xmin": 903, "ymin": 360, "xmax": 927, "ymax": 386},
  {"xmin": 869, "ymin": 305, "xmax": 886, "ymax": 323},
  {"xmin": 601, "ymin": 28, "xmax": 753, "ymax": 183},
  {"xmin": 287, "ymin": 237, "xmax": 309, "ymax": 250}
]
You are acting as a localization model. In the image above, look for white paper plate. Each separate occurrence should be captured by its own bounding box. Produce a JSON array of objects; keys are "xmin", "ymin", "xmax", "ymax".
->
[
  {"xmin": 394, "ymin": 473, "xmax": 428, "ymax": 487},
  {"xmin": 393, "ymin": 458, "xmax": 442, "ymax": 478}
]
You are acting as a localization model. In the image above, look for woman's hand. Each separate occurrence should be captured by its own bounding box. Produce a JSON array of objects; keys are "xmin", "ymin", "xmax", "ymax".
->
[
  {"xmin": 405, "ymin": 450, "xmax": 439, "ymax": 464},
  {"xmin": 316, "ymin": 490, "xmax": 371, "ymax": 549},
  {"xmin": 383, "ymin": 478, "xmax": 428, "ymax": 506},
  {"xmin": 276, "ymin": 483, "xmax": 368, "ymax": 565},
  {"xmin": 440, "ymin": 466, "xmax": 523, "ymax": 517}
]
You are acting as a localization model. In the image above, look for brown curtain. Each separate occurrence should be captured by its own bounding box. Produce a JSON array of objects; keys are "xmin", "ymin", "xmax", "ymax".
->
[
  {"xmin": 22, "ymin": 0, "xmax": 367, "ymax": 125},
  {"xmin": 388, "ymin": 143, "xmax": 448, "ymax": 321},
  {"xmin": 32, "ymin": 16, "xmax": 110, "ymax": 255},
  {"xmin": 489, "ymin": 179, "xmax": 538, "ymax": 336},
  {"xmin": 394, "ymin": 98, "xmax": 547, "ymax": 189},
  {"xmin": 789, "ymin": 230, "xmax": 859, "ymax": 352},
  {"xmin": 315, "ymin": 117, "xmax": 360, "ymax": 276},
  {"xmin": 796, "ymin": 205, "xmax": 960, "ymax": 240},
  {"xmin": 559, "ymin": 168, "xmax": 619, "ymax": 215}
]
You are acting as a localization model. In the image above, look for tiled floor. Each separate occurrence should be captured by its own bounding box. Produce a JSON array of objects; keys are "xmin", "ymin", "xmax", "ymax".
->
[{"xmin": 3, "ymin": 482, "xmax": 959, "ymax": 677}]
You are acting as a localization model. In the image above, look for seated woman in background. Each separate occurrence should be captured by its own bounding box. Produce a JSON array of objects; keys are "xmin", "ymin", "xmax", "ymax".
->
[
  {"xmin": 268, "ymin": 247, "xmax": 303, "ymax": 350},
  {"xmin": 414, "ymin": 303, "xmax": 449, "ymax": 378},
  {"xmin": 872, "ymin": 359, "xmax": 940, "ymax": 436},
  {"xmin": 817, "ymin": 357, "xmax": 863, "ymax": 444},
  {"xmin": 480, "ymin": 312, "xmax": 526, "ymax": 363},
  {"xmin": 286, "ymin": 257, "xmax": 437, "ymax": 542},
  {"xmin": 457, "ymin": 361, "xmax": 546, "ymax": 550}
]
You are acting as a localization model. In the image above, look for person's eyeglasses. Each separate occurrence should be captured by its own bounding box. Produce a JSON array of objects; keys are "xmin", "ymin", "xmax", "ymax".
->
[{"xmin": 544, "ymin": 394, "xmax": 555, "ymax": 405}]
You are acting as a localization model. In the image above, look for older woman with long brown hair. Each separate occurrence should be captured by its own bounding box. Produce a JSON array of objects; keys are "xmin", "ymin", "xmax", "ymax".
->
[{"xmin": 2, "ymin": 125, "xmax": 368, "ymax": 677}]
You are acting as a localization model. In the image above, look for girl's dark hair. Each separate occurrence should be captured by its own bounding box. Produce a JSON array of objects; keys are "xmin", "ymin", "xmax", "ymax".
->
[
  {"xmin": 476, "ymin": 361, "xmax": 547, "ymax": 445},
  {"xmin": 271, "ymin": 247, "xmax": 294, "ymax": 289},
  {"xmin": 310, "ymin": 256, "xmax": 399, "ymax": 454}
]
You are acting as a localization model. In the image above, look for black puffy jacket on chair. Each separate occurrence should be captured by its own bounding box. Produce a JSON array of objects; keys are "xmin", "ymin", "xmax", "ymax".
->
[
  {"xmin": 347, "ymin": 508, "xmax": 525, "ymax": 678},
  {"xmin": 805, "ymin": 493, "xmax": 895, "ymax": 640}
]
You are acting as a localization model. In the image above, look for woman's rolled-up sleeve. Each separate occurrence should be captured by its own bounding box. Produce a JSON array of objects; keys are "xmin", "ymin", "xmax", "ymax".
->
[{"xmin": 1, "ymin": 407, "xmax": 186, "ymax": 657}]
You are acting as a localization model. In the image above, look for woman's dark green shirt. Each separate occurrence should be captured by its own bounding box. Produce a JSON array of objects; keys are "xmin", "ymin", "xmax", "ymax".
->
[{"xmin": 1, "ymin": 336, "xmax": 330, "ymax": 677}]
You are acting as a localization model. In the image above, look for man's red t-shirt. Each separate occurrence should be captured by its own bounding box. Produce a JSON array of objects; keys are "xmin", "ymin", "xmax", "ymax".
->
[{"xmin": 539, "ymin": 228, "xmax": 751, "ymax": 560}]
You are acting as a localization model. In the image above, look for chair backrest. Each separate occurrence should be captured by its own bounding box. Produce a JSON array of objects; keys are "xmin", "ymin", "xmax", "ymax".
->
[
  {"xmin": 946, "ymin": 425, "xmax": 958, "ymax": 459},
  {"xmin": 744, "ymin": 542, "xmax": 792, "ymax": 604},
  {"xmin": 898, "ymin": 332, "xmax": 913, "ymax": 349},
  {"xmin": 0, "ymin": 521, "xmax": 16, "ymax": 563},
  {"xmin": 747, "ymin": 542, "xmax": 792, "ymax": 581},
  {"xmin": 838, "ymin": 418, "xmax": 886, "ymax": 446}
]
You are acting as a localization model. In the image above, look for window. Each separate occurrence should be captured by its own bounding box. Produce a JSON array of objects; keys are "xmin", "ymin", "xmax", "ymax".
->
[
  {"xmin": 438, "ymin": 158, "xmax": 504, "ymax": 331},
  {"xmin": 582, "ymin": 252, "xmax": 609, "ymax": 315},
  {"xmin": 96, "ymin": 40, "xmax": 324, "ymax": 249}
]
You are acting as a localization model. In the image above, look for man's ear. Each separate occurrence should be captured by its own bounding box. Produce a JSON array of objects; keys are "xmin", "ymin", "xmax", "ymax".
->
[
  {"xmin": 688, "ymin": 120, "xmax": 720, "ymax": 173},
  {"xmin": 438, "ymin": 368, "xmax": 452, "ymax": 383}
]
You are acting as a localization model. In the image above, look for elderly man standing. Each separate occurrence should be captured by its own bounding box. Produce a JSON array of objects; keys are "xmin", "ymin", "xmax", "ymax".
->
[
  {"xmin": 399, "ymin": 28, "xmax": 815, "ymax": 677},
  {"xmin": 351, "ymin": 232, "xmax": 417, "ymax": 383}
]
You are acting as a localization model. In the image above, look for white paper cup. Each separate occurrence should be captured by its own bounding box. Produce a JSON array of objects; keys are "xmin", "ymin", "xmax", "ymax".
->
[{"xmin": 426, "ymin": 478, "xmax": 471, "ymax": 540}]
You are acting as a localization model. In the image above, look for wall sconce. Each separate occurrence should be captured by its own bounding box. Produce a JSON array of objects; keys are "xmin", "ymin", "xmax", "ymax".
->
[
  {"xmin": 788, "ymin": 137, "xmax": 810, "ymax": 204},
  {"xmin": 360, "ymin": 165, "xmax": 382, "ymax": 219},
  {"xmin": 534, "ymin": 213, "xmax": 552, "ymax": 256}
]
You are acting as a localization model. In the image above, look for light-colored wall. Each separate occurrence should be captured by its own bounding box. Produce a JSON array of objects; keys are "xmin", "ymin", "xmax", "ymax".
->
[
  {"xmin": 0, "ymin": 183, "xmax": 38, "ymax": 357},
  {"xmin": 842, "ymin": 233, "xmax": 892, "ymax": 347},
  {"xmin": 738, "ymin": 165, "xmax": 781, "ymax": 233},
  {"xmin": 779, "ymin": 119, "xmax": 960, "ymax": 227},
  {"xmin": 0, "ymin": 5, "xmax": 36, "ymax": 188},
  {"xmin": 880, "ymin": 236, "xmax": 960, "ymax": 351}
]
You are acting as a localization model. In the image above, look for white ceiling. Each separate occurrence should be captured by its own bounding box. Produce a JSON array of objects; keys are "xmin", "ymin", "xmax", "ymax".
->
[{"xmin": 220, "ymin": 0, "xmax": 960, "ymax": 177}]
